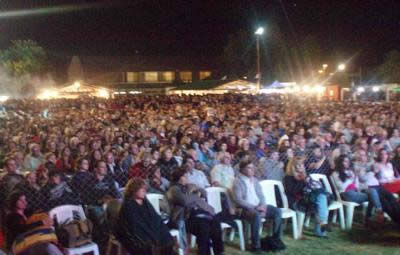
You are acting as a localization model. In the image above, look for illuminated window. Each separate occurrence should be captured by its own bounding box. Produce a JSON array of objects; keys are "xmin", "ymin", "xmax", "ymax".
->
[
  {"xmin": 180, "ymin": 71, "xmax": 192, "ymax": 82},
  {"xmin": 200, "ymin": 71, "xmax": 211, "ymax": 80},
  {"xmin": 160, "ymin": 72, "xmax": 175, "ymax": 82},
  {"xmin": 144, "ymin": 72, "xmax": 158, "ymax": 82},
  {"xmin": 126, "ymin": 72, "xmax": 139, "ymax": 82}
]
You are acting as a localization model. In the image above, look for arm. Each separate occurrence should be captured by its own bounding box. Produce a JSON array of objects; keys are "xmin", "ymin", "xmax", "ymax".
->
[{"xmin": 231, "ymin": 179, "xmax": 256, "ymax": 210}]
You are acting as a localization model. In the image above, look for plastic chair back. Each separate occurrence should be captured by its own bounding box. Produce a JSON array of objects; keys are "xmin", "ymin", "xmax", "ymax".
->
[{"xmin": 49, "ymin": 205, "xmax": 86, "ymax": 225}]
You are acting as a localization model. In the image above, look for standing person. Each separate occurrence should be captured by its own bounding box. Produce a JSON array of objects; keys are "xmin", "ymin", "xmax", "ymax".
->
[
  {"xmin": 167, "ymin": 168, "xmax": 224, "ymax": 255},
  {"xmin": 116, "ymin": 178, "xmax": 177, "ymax": 255},
  {"xmin": 232, "ymin": 160, "xmax": 283, "ymax": 252}
]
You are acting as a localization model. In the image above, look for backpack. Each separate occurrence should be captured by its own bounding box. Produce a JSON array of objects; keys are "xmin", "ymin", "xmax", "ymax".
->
[{"xmin": 260, "ymin": 236, "xmax": 286, "ymax": 252}]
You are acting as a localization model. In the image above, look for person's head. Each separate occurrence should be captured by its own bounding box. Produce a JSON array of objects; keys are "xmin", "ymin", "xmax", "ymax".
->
[
  {"xmin": 124, "ymin": 177, "xmax": 148, "ymax": 201},
  {"xmin": 171, "ymin": 168, "xmax": 188, "ymax": 185},
  {"xmin": 8, "ymin": 191, "xmax": 27, "ymax": 212},
  {"xmin": 105, "ymin": 151, "xmax": 114, "ymax": 164},
  {"xmin": 61, "ymin": 146, "xmax": 71, "ymax": 158},
  {"xmin": 376, "ymin": 148, "xmax": 389, "ymax": 163},
  {"xmin": 92, "ymin": 149, "xmax": 102, "ymax": 161},
  {"xmin": 239, "ymin": 160, "xmax": 255, "ymax": 178},
  {"xmin": 183, "ymin": 157, "xmax": 195, "ymax": 171},
  {"xmin": 312, "ymin": 146, "xmax": 322, "ymax": 159},
  {"xmin": 221, "ymin": 152, "xmax": 232, "ymax": 165},
  {"xmin": 77, "ymin": 157, "xmax": 89, "ymax": 171},
  {"xmin": 269, "ymin": 150, "xmax": 279, "ymax": 161},
  {"xmin": 148, "ymin": 165, "xmax": 161, "ymax": 180},
  {"xmin": 95, "ymin": 160, "xmax": 108, "ymax": 176},
  {"xmin": 45, "ymin": 152, "xmax": 57, "ymax": 164},
  {"xmin": 355, "ymin": 149, "xmax": 368, "ymax": 163},
  {"xmin": 30, "ymin": 143, "xmax": 41, "ymax": 157},
  {"xmin": 25, "ymin": 172, "xmax": 37, "ymax": 186},
  {"xmin": 219, "ymin": 143, "xmax": 228, "ymax": 152},
  {"xmin": 163, "ymin": 147, "xmax": 173, "ymax": 160},
  {"xmin": 335, "ymin": 155, "xmax": 351, "ymax": 173},
  {"xmin": 287, "ymin": 156, "xmax": 306, "ymax": 177},
  {"xmin": 4, "ymin": 158, "xmax": 17, "ymax": 174},
  {"xmin": 257, "ymin": 139, "xmax": 265, "ymax": 150},
  {"xmin": 392, "ymin": 129, "xmax": 399, "ymax": 138},
  {"xmin": 141, "ymin": 153, "xmax": 152, "ymax": 167},
  {"xmin": 49, "ymin": 171, "xmax": 62, "ymax": 185}
]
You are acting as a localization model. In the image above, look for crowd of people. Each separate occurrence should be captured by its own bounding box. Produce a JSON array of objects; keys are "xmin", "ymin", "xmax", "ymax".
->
[{"xmin": 0, "ymin": 94, "xmax": 400, "ymax": 254}]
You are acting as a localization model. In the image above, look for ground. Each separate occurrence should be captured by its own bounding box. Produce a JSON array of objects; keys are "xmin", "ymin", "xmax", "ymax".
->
[{"xmin": 189, "ymin": 213, "xmax": 400, "ymax": 255}]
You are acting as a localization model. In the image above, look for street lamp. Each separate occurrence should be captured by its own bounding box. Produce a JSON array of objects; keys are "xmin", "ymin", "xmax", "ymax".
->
[
  {"xmin": 255, "ymin": 27, "xmax": 264, "ymax": 92},
  {"xmin": 338, "ymin": 64, "xmax": 346, "ymax": 71}
]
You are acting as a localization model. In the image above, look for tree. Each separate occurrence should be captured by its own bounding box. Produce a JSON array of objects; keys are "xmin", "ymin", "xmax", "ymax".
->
[
  {"xmin": 377, "ymin": 50, "xmax": 400, "ymax": 83},
  {"xmin": 0, "ymin": 40, "xmax": 47, "ymax": 77}
]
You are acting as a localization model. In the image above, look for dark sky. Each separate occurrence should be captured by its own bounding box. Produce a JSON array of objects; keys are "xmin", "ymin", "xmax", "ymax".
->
[{"xmin": 0, "ymin": 0, "xmax": 399, "ymax": 69}]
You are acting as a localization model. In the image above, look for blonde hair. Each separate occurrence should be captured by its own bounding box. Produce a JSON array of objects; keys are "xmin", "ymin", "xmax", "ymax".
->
[{"xmin": 286, "ymin": 156, "xmax": 306, "ymax": 176}]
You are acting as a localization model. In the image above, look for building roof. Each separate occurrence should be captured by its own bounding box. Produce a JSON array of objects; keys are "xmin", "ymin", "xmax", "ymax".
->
[{"xmin": 80, "ymin": 56, "xmax": 220, "ymax": 74}]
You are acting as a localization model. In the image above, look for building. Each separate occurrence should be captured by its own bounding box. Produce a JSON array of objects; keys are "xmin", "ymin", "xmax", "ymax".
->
[{"xmin": 75, "ymin": 56, "xmax": 220, "ymax": 94}]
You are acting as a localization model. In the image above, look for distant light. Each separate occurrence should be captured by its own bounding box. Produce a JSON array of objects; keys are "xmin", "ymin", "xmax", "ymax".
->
[
  {"xmin": 322, "ymin": 64, "xmax": 328, "ymax": 69},
  {"xmin": 129, "ymin": 91, "xmax": 141, "ymax": 94},
  {"xmin": 338, "ymin": 64, "xmax": 346, "ymax": 71},
  {"xmin": 243, "ymin": 76, "xmax": 247, "ymax": 79},
  {"xmin": 329, "ymin": 73, "xmax": 334, "ymax": 76},
  {"xmin": 357, "ymin": 87, "xmax": 365, "ymax": 92},
  {"xmin": 37, "ymin": 89, "xmax": 58, "ymax": 100},
  {"xmin": 315, "ymin": 86, "xmax": 325, "ymax": 93},
  {"xmin": 318, "ymin": 70, "xmax": 324, "ymax": 74},
  {"xmin": 74, "ymin": 81, "xmax": 81, "ymax": 88},
  {"xmin": 329, "ymin": 90, "xmax": 334, "ymax": 96},
  {"xmin": 255, "ymin": 27, "xmax": 264, "ymax": 35},
  {"xmin": 98, "ymin": 88, "xmax": 109, "ymax": 98},
  {"xmin": 0, "ymin": 95, "xmax": 9, "ymax": 102},
  {"xmin": 372, "ymin": 86, "xmax": 379, "ymax": 92},
  {"xmin": 303, "ymin": 86, "xmax": 311, "ymax": 93}
]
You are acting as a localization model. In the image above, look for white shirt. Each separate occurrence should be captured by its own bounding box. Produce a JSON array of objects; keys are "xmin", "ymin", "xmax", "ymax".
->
[
  {"xmin": 375, "ymin": 163, "xmax": 395, "ymax": 183},
  {"xmin": 242, "ymin": 175, "xmax": 260, "ymax": 206},
  {"xmin": 187, "ymin": 169, "xmax": 210, "ymax": 189},
  {"xmin": 210, "ymin": 164, "xmax": 235, "ymax": 189}
]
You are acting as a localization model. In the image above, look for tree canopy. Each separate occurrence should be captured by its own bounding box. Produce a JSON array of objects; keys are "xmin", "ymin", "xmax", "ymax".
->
[
  {"xmin": 0, "ymin": 40, "xmax": 47, "ymax": 77},
  {"xmin": 377, "ymin": 50, "xmax": 400, "ymax": 83}
]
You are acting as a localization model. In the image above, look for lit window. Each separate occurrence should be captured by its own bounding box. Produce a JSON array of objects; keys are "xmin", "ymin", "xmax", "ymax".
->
[
  {"xmin": 127, "ymin": 72, "xmax": 139, "ymax": 82},
  {"xmin": 161, "ymin": 72, "xmax": 175, "ymax": 82},
  {"xmin": 200, "ymin": 71, "xmax": 211, "ymax": 80},
  {"xmin": 180, "ymin": 71, "xmax": 192, "ymax": 82},
  {"xmin": 144, "ymin": 72, "xmax": 158, "ymax": 82}
]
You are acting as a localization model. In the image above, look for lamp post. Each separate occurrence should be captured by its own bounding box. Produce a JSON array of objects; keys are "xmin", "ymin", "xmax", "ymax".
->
[{"xmin": 255, "ymin": 27, "xmax": 264, "ymax": 92}]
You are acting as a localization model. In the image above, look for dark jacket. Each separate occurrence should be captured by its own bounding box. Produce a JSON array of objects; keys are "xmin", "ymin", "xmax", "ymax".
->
[
  {"xmin": 41, "ymin": 181, "xmax": 81, "ymax": 211},
  {"xmin": 115, "ymin": 199, "xmax": 174, "ymax": 255}
]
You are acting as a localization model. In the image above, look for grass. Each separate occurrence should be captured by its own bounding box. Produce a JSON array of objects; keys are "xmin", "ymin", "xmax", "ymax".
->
[{"xmin": 189, "ymin": 212, "xmax": 400, "ymax": 255}]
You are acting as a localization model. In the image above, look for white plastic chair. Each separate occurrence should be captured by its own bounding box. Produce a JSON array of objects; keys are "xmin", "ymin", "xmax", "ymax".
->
[
  {"xmin": 308, "ymin": 174, "xmax": 346, "ymax": 230},
  {"xmin": 329, "ymin": 176, "xmax": 368, "ymax": 230},
  {"xmin": 259, "ymin": 180, "xmax": 300, "ymax": 239},
  {"xmin": 204, "ymin": 187, "xmax": 246, "ymax": 251},
  {"xmin": 49, "ymin": 205, "xmax": 100, "ymax": 255},
  {"xmin": 146, "ymin": 193, "xmax": 184, "ymax": 255}
]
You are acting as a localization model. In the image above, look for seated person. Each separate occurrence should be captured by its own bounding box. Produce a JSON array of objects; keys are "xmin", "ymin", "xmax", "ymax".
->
[
  {"xmin": 116, "ymin": 178, "xmax": 176, "ymax": 255},
  {"xmin": 232, "ymin": 160, "xmax": 283, "ymax": 252},
  {"xmin": 41, "ymin": 171, "xmax": 81, "ymax": 211},
  {"xmin": 4, "ymin": 191, "xmax": 63, "ymax": 255},
  {"xmin": 284, "ymin": 157, "xmax": 330, "ymax": 238},
  {"xmin": 167, "ymin": 168, "xmax": 224, "ymax": 255}
]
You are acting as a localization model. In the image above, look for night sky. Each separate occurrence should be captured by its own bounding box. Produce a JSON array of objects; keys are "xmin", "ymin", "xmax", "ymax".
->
[{"xmin": 0, "ymin": 0, "xmax": 399, "ymax": 70}]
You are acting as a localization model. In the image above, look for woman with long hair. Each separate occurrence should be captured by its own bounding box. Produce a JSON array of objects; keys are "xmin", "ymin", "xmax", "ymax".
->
[
  {"xmin": 4, "ymin": 191, "xmax": 63, "ymax": 254},
  {"xmin": 332, "ymin": 155, "xmax": 384, "ymax": 224}
]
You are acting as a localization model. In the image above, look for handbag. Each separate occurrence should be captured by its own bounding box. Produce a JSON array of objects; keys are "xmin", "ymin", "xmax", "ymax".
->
[{"xmin": 55, "ymin": 219, "xmax": 93, "ymax": 248}]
